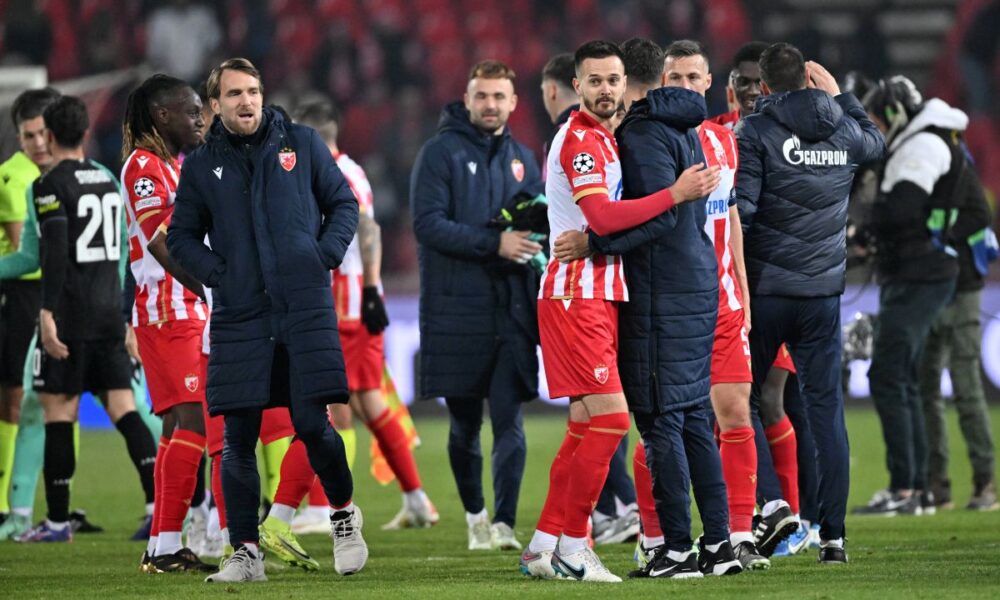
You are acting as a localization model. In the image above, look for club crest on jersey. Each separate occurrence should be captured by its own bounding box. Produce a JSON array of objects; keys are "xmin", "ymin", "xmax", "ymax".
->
[
  {"xmin": 184, "ymin": 373, "xmax": 199, "ymax": 392},
  {"xmin": 511, "ymin": 158, "xmax": 524, "ymax": 182},
  {"xmin": 278, "ymin": 147, "xmax": 297, "ymax": 172},
  {"xmin": 594, "ymin": 364, "xmax": 609, "ymax": 384},
  {"xmin": 572, "ymin": 152, "xmax": 595, "ymax": 174},
  {"xmin": 133, "ymin": 177, "xmax": 156, "ymax": 198}
]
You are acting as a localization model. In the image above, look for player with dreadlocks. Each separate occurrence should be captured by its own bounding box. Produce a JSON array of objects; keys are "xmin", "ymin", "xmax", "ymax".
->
[{"xmin": 120, "ymin": 74, "xmax": 216, "ymax": 573}]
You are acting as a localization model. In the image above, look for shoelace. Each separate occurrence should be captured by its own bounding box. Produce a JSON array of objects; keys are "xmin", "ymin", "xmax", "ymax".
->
[{"xmin": 331, "ymin": 513, "xmax": 357, "ymax": 539}]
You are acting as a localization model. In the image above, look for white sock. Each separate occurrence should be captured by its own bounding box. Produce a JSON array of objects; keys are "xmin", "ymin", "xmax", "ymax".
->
[
  {"xmin": 156, "ymin": 531, "xmax": 183, "ymax": 555},
  {"xmin": 644, "ymin": 534, "xmax": 664, "ymax": 549},
  {"xmin": 190, "ymin": 502, "xmax": 209, "ymax": 523},
  {"xmin": 147, "ymin": 535, "xmax": 158, "ymax": 556},
  {"xmin": 731, "ymin": 531, "xmax": 754, "ymax": 546},
  {"xmin": 404, "ymin": 488, "xmax": 427, "ymax": 512},
  {"xmin": 145, "ymin": 502, "xmax": 154, "ymax": 516},
  {"xmin": 305, "ymin": 504, "xmax": 328, "ymax": 518},
  {"xmin": 240, "ymin": 542, "xmax": 260, "ymax": 558},
  {"xmin": 667, "ymin": 549, "xmax": 692, "ymax": 562},
  {"xmin": 820, "ymin": 538, "xmax": 843, "ymax": 549},
  {"xmin": 706, "ymin": 541, "xmax": 724, "ymax": 553},
  {"xmin": 528, "ymin": 530, "xmax": 558, "ymax": 553},
  {"xmin": 330, "ymin": 502, "xmax": 355, "ymax": 518},
  {"xmin": 12, "ymin": 507, "xmax": 32, "ymax": 519},
  {"xmin": 558, "ymin": 535, "xmax": 587, "ymax": 555},
  {"xmin": 466, "ymin": 508, "xmax": 488, "ymax": 528},
  {"xmin": 45, "ymin": 519, "xmax": 68, "ymax": 531},
  {"xmin": 221, "ymin": 527, "xmax": 230, "ymax": 547},
  {"xmin": 761, "ymin": 499, "xmax": 789, "ymax": 517},
  {"xmin": 268, "ymin": 503, "xmax": 296, "ymax": 524},
  {"xmin": 207, "ymin": 508, "xmax": 220, "ymax": 536}
]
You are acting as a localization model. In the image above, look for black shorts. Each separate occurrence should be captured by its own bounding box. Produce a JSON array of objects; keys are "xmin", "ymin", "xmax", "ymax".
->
[
  {"xmin": 0, "ymin": 280, "xmax": 41, "ymax": 386},
  {"xmin": 33, "ymin": 337, "xmax": 132, "ymax": 396}
]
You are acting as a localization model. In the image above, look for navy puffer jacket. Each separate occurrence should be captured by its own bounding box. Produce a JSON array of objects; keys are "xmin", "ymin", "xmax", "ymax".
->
[
  {"xmin": 591, "ymin": 87, "xmax": 718, "ymax": 415},
  {"xmin": 410, "ymin": 103, "xmax": 544, "ymax": 399},
  {"xmin": 734, "ymin": 90, "xmax": 885, "ymax": 297},
  {"xmin": 167, "ymin": 108, "xmax": 359, "ymax": 414}
]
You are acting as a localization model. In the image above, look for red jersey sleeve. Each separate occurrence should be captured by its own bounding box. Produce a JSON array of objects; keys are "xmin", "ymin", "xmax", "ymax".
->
[
  {"xmin": 559, "ymin": 131, "xmax": 611, "ymax": 204},
  {"xmin": 122, "ymin": 152, "xmax": 174, "ymax": 241}
]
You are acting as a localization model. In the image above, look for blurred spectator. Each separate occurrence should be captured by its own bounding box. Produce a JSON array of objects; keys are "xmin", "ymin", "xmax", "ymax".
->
[
  {"xmin": 146, "ymin": 0, "xmax": 223, "ymax": 83},
  {"xmin": 1, "ymin": 0, "xmax": 52, "ymax": 67},
  {"xmin": 959, "ymin": 0, "xmax": 1000, "ymax": 116}
]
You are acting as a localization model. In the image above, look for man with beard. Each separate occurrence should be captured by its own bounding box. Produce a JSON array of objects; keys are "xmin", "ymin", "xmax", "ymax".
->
[
  {"xmin": 168, "ymin": 58, "xmax": 366, "ymax": 582},
  {"xmin": 410, "ymin": 60, "xmax": 544, "ymax": 552},
  {"xmin": 521, "ymin": 40, "xmax": 718, "ymax": 582}
]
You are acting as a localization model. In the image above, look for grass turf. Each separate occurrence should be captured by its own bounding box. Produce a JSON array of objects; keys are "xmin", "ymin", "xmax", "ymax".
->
[{"xmin": 2, "ymin": 406, "xmax": 999, "ymax": 598}]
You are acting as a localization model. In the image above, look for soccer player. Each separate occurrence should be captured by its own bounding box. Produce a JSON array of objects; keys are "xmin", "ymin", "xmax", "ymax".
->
[
  {"xmin": 521, "ymin": 40, "xmax": 717, "ymax": 582},
  {"xmin": 21, "ymin": 96, "xmax": 147, "ymax": 543},
  {"xmin": 0, "ymin": 88, "xmax": 58, "ymax": 527},
  {"xmin": 293, "ymin": 100, "xmax": 438, "ymax": 531},
  {"xmin": 120, "ymin": 75, "xmax": 215, "ymax": 572},
  {"xmin": 541, "ymin": 55, "xmax": 638, "ymax": 542},
  {"xmin": 708, "ymin": 41, "xmax": 769, "ymax": 129}
]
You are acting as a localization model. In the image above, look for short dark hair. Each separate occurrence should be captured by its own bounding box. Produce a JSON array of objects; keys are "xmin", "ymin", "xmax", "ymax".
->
[
  {"xmin": 294, "ymin": 100, "xmax": 341, "ymax": 143},
  {"xmin": 731, "ymin": 41, "xmax": 769, "ymax": 70},
  {"xmin": 541, "ymin": 53, "xmax": 576, "ymax": 91},
  {"xmin": 468, "ymin": 60, "xmax": 516, "ymax": 82},
  {"xmin": 10, "ymin": 87, "xmax": 60, "ymax": 128},
  {"xmin": 206, "ymin": 57, "xmax": 263, "ymax": 99},
  {"xmin": 574, "ymin": 40, "xmax": 625, "ymax": 74},
  {"xmin": 759, "ymin": 43, "xmax": 806, "ymax": 93},
  {"xmin": 664, "ymin": 39, "xmax": 710, "ymax": 71},
  {"xmin": 43, "ymin": 95, "xmax": 89, "ymax": 148},
  {"xmin": 620, "ymin": 38, "xmax": 664, "ymax": 85}
]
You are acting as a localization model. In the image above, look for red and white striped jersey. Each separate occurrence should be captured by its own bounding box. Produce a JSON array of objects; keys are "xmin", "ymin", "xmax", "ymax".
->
[
  {"xmin": 539, "ymin": 111, "xmax": 627, "ymax": 302},
  {"xmin": 121, "ymin": 149, "xmax": 206, "ymax": 326},
  {"xmin": 331, "ymin": 152, "xmax": 373, "ymax": 322},
  {"xmin": 699, "ymin": 121, "xmax": 743, "ymax": 316}
]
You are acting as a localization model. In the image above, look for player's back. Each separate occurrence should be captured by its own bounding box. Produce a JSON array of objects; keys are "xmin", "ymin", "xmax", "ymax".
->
[{"xmin": 34, "ymin": 158, "xmax": 124, "ymax": 340}]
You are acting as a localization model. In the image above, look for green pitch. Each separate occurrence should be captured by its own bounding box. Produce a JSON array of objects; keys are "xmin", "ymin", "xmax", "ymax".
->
[{"xmin": 2, "ymin": 407, "xmax": 999, "ymax": 598}]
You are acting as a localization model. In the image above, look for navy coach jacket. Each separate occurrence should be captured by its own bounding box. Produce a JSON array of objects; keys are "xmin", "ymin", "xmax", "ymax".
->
[
  {"xmin": 167, "ymin": 108, "xmax": 359, "ymax": 415},
  {"xmin": 734, "ymin": 90, "xmax": 885, "ymax": 297},
  {"xmin": 590, "ymin": 87, "xmax": 718, "ymax": 415},
  {"xmin": 410, "ymin": 102, "xmax": 543, "ymax": 400}
]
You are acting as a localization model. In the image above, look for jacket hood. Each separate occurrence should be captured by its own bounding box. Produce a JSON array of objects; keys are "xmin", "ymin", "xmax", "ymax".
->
[
  {"xmin": 757, "ymin": 89, "xmax": 844, "ymax": 142},
  {"xmin": 625, "ymin": 87, "xmax": 707, "ymax": 130},
  {"xmin": 889, "ymin": 98, "xmax": 969, "ymax": 152},
  {"xmin": 437, "ymin": 101, "xmax": 510, "ymax": 146}
]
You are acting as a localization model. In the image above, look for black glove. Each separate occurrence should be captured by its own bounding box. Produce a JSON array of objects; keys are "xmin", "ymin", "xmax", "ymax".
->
[{"xmin": 361, "ymin": 286, "xmax": 389, "ymax": 334}]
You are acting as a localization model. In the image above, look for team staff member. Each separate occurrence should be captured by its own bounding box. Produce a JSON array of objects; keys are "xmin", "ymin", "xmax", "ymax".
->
[
  {"xmin": 410, "ymin": 60, "xmax": 544, "ymax": 552},
  {"xmin": 734, "ymin": 44, "xmax": 885, "ymax": 564},
  {"xmin": 167, "ymin": 58, "xmax": 365, "ymax": 583}
]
